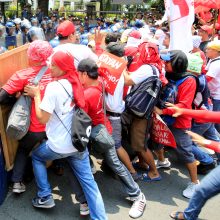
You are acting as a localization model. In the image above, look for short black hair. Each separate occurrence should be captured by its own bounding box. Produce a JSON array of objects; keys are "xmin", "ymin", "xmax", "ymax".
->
[
  {"xmin": 106, "ymin": 42, "xmax": 125, "ymax": 57},
  {"xmin": 105, "ymin": 33, "xmax": 118, "ymax": 45},
  {"xmin": 77, "ymin": 58, "xmax": 99, "ymax": 79}
]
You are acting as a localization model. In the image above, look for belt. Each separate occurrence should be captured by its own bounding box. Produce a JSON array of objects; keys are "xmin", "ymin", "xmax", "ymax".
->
[{"xmin": 106, "ymin": 111, "xmax": 121, "ymax": 117}]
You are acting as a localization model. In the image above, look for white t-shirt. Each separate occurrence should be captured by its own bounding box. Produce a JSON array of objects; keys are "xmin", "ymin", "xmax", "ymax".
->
[
  {"xmin": 40, "ymin": 79, "xmax": 77, "ymax": 154},
  {"xmin": 206, "ymin": 56, "xmax": 220, "ymax": 99},
  {"xmin": 130, "ymin": 64, "xmax": 159, "ymax": 85},
  {"xmin": 105, "ymin": 74, "xmax": 125, "ymax": 114},
  {"xmin": 48, "ymin": 43, "xmax": 98, "ymax": 68}
]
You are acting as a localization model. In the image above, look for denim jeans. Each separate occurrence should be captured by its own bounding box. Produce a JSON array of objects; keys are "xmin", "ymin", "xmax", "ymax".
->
[
  {"xmin": 103, "ymin": 146, "xmax": 140, "ymax": 199},
  {"xmin": 212, "ymin": 98, "xmax": 220, "ymax": 134},
  {"xmin": 184, "ymin": 165, "xmax": 220, "ymax": 220},
  {"xmin": 32, "ymin": 142, "xmax": 107, "ymax": 220},
  {"xmin": 191, "ymin": 122, "xmax": 219, "ymax": 164}
]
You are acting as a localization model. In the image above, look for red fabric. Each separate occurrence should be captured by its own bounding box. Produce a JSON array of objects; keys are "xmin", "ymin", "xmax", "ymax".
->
[
  {"xmin": 128, "ymin": 42, "xmax": 163, "ymax": 74},
  {"xmin": 51, "ymin": 51, "xmax": 86, "ymax": 110},
  {"xmin": 124, "ymin": 46, "xmax": 139, "ymax": 57},
  {"xmin": 84, "ymin": 83, "xmax": 112, "ymax": 134},
  {"xmin": 2, "ymin": 66, "xmax": 52, "ymax": 132},
  {"xmin": 27, "ymin": 40, "xmax": 53, "ymax": 66},
  {"xmin": 129, "ymin": 30, "xmax": 141, "ymax": 39},
  {"xmin": 198, "ymin": 50, "xmax": 207, "ymax": 74},
  {"xmin": 205, "ymin": 141, "xmax": 220, "ymax": 153},
  {"xmin": 176, "ymin": 108, "xmax": 220, "ymax": 124},
  {"xmin": 56, "ymin": 20, "xmax": 75, "ymax": 37},
  {"xmin": 162, "ymin": 77, "xmax": 197, "ymax": 129},
  {"xmin": 195, "ymin": 0, "xmax": 220, "ymax": 11}
]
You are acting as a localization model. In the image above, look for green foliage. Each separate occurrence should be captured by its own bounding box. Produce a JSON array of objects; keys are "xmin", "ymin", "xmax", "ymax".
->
[{"xmin": 5, "ymin": 3, "xmax": 20, "ymax": 19}]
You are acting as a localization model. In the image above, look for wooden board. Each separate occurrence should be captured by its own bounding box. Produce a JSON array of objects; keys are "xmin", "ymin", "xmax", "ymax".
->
[{"xmin": 0, "ymin": 44, "xmax": 29, "ymax": 171}]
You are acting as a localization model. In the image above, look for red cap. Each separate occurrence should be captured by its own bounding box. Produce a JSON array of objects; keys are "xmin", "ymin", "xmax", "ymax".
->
[
  {"xmin": 57, "ymin": 20, "xmax": 75, "ymax": 37},
  {"xmin": 200, "ymin": 25, "xmax": 212, "ymax": 35},
  {"xmin": 129, "ymin": 30, "xmax": 141, "ymax": 39}
]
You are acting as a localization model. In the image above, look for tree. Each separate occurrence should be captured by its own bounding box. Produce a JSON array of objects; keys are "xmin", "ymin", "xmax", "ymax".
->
[
  {"xmin": 18, "ymin": 0, "xmax": 49, "ymax": 15},
  {"xmin": 37, "ymin": 0, "xmax": 49, "ymax": 15}
]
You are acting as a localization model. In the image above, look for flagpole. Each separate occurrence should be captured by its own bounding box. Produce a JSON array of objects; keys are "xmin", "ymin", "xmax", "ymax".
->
[{"xmin": 212, "ymin": 9, "xmax": 219, "ymax": 41}]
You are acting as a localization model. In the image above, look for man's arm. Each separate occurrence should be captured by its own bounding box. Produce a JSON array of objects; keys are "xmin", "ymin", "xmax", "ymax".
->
[
  {"xmin": 123, "ymin": 70, "xmax": 135, "ymax": 86},
  {"xmin": 0, "ymin": 89, "xmax": 17, "ymax": 105}
]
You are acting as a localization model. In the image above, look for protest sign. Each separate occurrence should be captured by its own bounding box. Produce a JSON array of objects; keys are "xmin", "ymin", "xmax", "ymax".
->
[
  {"xmin": 97, "ymin": 51, "xmax": 127, "ymax": 95},
  {"xmin": 151, "ymin": 113, "xmax": 176, "ymax": 148}
]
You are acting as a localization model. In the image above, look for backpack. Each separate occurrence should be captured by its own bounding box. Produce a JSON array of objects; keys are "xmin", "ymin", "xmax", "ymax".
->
[
  {"xmin": 125, "ymin": 65, "xmax": 162, "ymax": 119},
  {"xmin": 157, "ymin": 76, "xmax": 192, "ymax": 125},
  {"xmin": 158, "ymin": 74, "xmax": 211, "ymax": 126}
]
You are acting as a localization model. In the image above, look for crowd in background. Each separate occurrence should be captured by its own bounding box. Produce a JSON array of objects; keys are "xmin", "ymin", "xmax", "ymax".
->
[{"xmin": 0, "ymin": 6, "xmax": 220, "ymax": 220}]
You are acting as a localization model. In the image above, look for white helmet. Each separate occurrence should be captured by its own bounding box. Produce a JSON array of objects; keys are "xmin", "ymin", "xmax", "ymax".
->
[{"xmin": 14, "ymin": 18, "xmax": 21, "ymax": 25}]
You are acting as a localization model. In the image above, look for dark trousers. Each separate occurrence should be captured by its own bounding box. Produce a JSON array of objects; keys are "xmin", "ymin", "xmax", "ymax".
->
[{"xmin": 11, "ymin": 131, "xmax": 46, "ymax": 183}]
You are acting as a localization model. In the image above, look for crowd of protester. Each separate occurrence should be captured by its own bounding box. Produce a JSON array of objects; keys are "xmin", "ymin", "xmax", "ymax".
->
[{"xmin": 0, "ymin": 6, "xmax": 220, "ymax": 220}]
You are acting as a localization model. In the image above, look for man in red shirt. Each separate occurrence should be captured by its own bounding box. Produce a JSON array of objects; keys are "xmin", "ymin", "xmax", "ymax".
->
[
  {"xmin": 77, "ymin": 58, "xmax": 146, "ymax": 219},
  {"xmin": 0, "ymin": 40, "xmax": 53, "ymax": 194}
]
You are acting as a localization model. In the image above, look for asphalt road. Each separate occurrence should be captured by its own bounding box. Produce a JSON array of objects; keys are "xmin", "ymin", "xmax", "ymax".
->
[{"xmin": 0, "ymin": 149, "xmax": 220, "ymax": 220}]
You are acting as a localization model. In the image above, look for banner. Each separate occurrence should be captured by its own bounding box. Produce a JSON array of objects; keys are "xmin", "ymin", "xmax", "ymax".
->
[
  {"xmin": 97, "ymin": 51, "xmax": 127, "ymax": 95},
  {"xmin": 151, "ymin": 113, "xmax": 177, "ymax": 148},
  {"xmin": 167, "ymin": 0, "xmax": 194, "ymax": 53}
]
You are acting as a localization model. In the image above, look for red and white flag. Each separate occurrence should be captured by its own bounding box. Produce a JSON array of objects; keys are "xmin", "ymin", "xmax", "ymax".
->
[{"xmin": 166, "ymin": 0, "xmax": 194, "ymax": 53}]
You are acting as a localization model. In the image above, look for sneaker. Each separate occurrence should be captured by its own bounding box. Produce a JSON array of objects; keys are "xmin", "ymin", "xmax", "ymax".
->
[
  {"xmin": 12, "ymin": 182, "xmax": 26, "ymax": 193},
  {"xmin": 156, "ymin": 158, "xmax": 171, "ymax": 169},
  {"xmin": 32, "ymin": 195, "xmax": 55, "ymax": 208},
  {"xmin": 182, "ymin": 181, "xmax": 200, "ymax": 199},
  {"xmin": 80, "ymin": 203, "xmax": 90, "ymax": 216},
  {"xmin": 129, "ymin": 192, "xmax": 146, "ymax": 219}
]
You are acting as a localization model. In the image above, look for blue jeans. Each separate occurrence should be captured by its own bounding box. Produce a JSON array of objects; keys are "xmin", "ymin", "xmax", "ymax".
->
[
  {"xmin": 184, "ymin": 165, "xmax": 220, "ymax": 220},
  {"xmin": 191, "ymin": 122, "xmax": 219, "ymax": 164},
  {"xmin": 32, "ymin": 142, "xmax": 107, "ymax": 220},
  {"xmin": 212, "ymin": 98, "xmax": 220, "ymax": 134},
  {"xmin": 71, "ymin": 145, "xmax": 141, "ymax": 204}
]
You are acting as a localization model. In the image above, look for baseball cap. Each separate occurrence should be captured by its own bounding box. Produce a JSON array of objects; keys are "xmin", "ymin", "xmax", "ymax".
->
[
  {"xmin": 129, "ymin": 30, "xmax": 141, "ymax": 39},
  {"xmin": 200, "ymin": 25, "xmax": 212, "ymax": 35},
  {"xmin": 207, "ymin": 40, "xmax": 220, "ymax": 52},
  {"xmin": 57, "ymin": 20, "xmax": 75, "ymax": 37},
  {"xmin": 160, "ymin": 51, "xmax": 171, "ymax": 61}
]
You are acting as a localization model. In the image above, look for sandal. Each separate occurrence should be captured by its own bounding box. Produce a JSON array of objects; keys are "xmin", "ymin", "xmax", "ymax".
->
[
  {"xmin": 170, "ymin": 211, "xmax": 185, "ymax": 220},
  {"xmin": 132, "ymin": 162, "xmax": 149, "ymax": 171},
  {"xmin": 141, "ymin": 173, "xmax": 162, "ymax": 182}
]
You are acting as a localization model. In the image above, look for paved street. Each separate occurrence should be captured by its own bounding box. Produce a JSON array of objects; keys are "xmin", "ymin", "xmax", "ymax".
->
[{"xmin": 0, "ymin": 149, "xmax": 220, "ymax": 220}]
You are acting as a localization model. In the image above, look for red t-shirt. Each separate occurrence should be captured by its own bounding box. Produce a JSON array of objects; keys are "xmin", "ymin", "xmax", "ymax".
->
[
  {"xmin": 2, "ymin": 66, "xmax": 52, "ymax": 132},
  {"xmin": 162, "ymin": 77, "xmax": 197, "ymax": 129},
  {"xmin": 84, "ymin": 83, "xmax": 112, "ymax": 134}
]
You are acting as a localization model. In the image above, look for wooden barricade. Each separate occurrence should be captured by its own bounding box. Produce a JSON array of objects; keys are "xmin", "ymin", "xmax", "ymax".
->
[{"xmin": 0, "ymin": 44, "xmax": 29, "ymax": 171}]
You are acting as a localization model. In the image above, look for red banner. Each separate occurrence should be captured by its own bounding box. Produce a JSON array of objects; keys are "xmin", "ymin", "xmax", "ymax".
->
[
  {"xmin": 151, "ymin": 113, "xmax": 176, "ymax": 148},
  {"xmin": 97, "ymin": 51, "xmax": 127, "ymax": 95}
]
